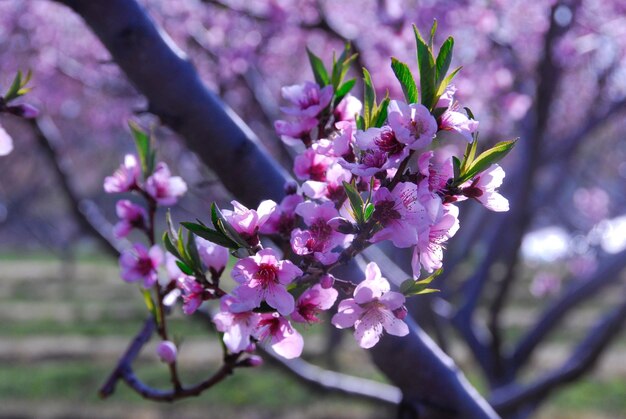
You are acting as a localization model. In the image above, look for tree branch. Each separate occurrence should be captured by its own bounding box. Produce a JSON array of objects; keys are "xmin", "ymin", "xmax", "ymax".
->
[{"xmin": 492, "ymin": 290, "xmax": 626, "ymax": 415}]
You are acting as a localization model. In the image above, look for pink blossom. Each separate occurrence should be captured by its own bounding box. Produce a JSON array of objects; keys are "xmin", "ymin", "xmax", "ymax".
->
[
  {"xmin": 331, "ymin": 262, "xmax": 409, "ymax": 349},
  {"xmin": 104, "ymin": 154, "xmax": 140, "ymax": 193},
  {"xmin": 230, "ymin": 248, "xmax": 302, "ymax": 315},
  {"xmin": 0, "ymin": 124, "xmax": 13, "ymax": 156},
  {"xmin": 119, "ymin": 243, "xmax": 163, "ymax": 288},
  {"xmin": 313, "ymin": 121, "xmax": 355, "ymax": 159},
  {"xmin": 343, "ymin": 126, "xmax": 408, "ymax": 176},
  {"xmin": 439, "ymin": 109, "xmax": 479, "ymax": 142},
  {"xmin": 280, "ymin": 81, "xmax": 333, "ymax": 118},
  {"xmin": 291, "ymin": 201, "xmax": 348, "ymax": 265},
  {"xmin": 196, "ymin": 237, "xmax": 229, "ymax": 275},
  {"xmin": 156, "ymin": 341, "xmax": 177, "ymax": 363},
  {"xmin": 412, "ymin": 204, "xmax": 460, "ymax": 277},
  {"xmin": 213, "ymin": 295, "xmax": 261, "ymax": 353},
  {"xmin": 302, "ymin": 162, "xmax": 351, "ymax": 201},
  {"xmin": 370, "ymin": 183, "xmax": 424, "ymax": 248},
  {"xmin": 177, "ymin": 275, "xmax": 205, "ymax": 315},
  {"xmin": 293, "ymin": 148, "xmax": 334, "ymax": 181},
  {"xmin": 334, "ymin": 94, "xmax": 363, "ymax": 124},
  {"xmin": 254, "ymin": 312, "xmax": 304, "ymax": 359},
  {"xmin": 145, "ymin": 162, "xmax": 187, "ymax": 206},
  {"xmin": 437, "ymin": 84, "xmax": 457, "ymax": 109},
  {"xmin": 274, "ymin": 117, "xmax": 318, "ymax": 148},
  {"xmin": 291, "ymin": 284, "xmax": 338, "ymax": 324},
  {"xmin": 387, "ymin": 100, "xmax": 437, "ymax": 150},
  {"xmin": 259, "ymin": 194, "xmax": 303, "ymax": 236},
  {"xmin": 418, "ymin": 150, "xmax": 455, "ymax": 193},
  {"xmin": 113, "ymin": 199, "xmax": 147, "ymax": 238},
  {"xmin": 461, "ymin": 164, "xmax": 509, "ymax": 212},
  {"xmin": 222, "ymin": 200, "xmax": 277, "ymax": 246}
]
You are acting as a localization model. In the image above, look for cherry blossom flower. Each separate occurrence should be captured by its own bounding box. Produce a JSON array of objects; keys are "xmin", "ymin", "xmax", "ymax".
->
[
  {"xmin": 213, "ymin": 295, "xmax": 261, "ymax": 353},
  {"xmin": 259, "ymin": 194, "xmax": 303, "ymax": 236},
  {"xmin": 439, "ymin": 109, "xmax": 479, "ymax": 142},
  {"xmin": 418, "ymin": 150, "xmax": 455, "ymax": 194},
  {"xmin": 113, "ymin": 200, "xmax": 147, "ymax": 238},
  {"xmin": 412, "ymin": 204, "xmax": 460, "ymax": 276},
  {"xmin": 0, "ymin": 124, "xmax": 13, "ymax": 156},
  {"xmin": 343, "ymin": 126, "xmax": 408, "ymax": 176},
  {"xmin": 145, "ymin": 162, "xmax": 187, "ymax": 206},
  {"xmin": 274, "ymin": 117, "xmax": 318, "ymax": 148},
  {"xmin": 302, "ymin": 162, "xmax": 351, "ymax": 201},
  {"xmin": 230, "ymin": 248, "xmax": 302, "ymax": 315},
  {"xmin": 334, "ymin": 94, "xmax": 363, "ymax": 125},
  {"xmin": 177, "ymin": 275, "xmax": 205, "ymax": 315},
  {"xmin": 291, "ymin": 284, "xmax": 338, "ymax": 324},
  {"xmin": 196, "ymin": 237, "xmax": 229, "ymax": 276},
  {"xmin": 331, "ymin": 262, "xmax": 409, "ymax": 348},
  {"xmin": 460, "ymin": 164, "xmax": 509, "ymax": 212},
  {"xmin": 370, "ymin": 183, "xmax": 424, "ymax": 248},
  {"xmin": 222, "ymin": 200, "xmax": 277, "ymax": 246},
  {"xmin": 119, "ymin": 243, "xmax": 163, "ymax": 288},
  {"xmin": 293, "ymin": 148, "xmax": 334, "ymax": 181},
  {"xmin": 156, "ymin": 341, "xmax": 177, "ymax": 363},
  {"xmin": 104, "ymin": 154, "xmax": 140, "ymax": 193},
  {"xmin": 280, "ymin": 81, "xmax": 333, "ymax": 118},
  {"xmin": 254, "ymin": 312, "xmax": 304, "ymax": 359},
  {"xmin": 313, "ymin": 120, "xmax": 355, "ymax": 159},
  {"xmin": 291, "ymin": 201, "xmax": 348, "ymax": 265},
  {"xmin": 387, "ymin": 100, "xmax": 437, "ymax": 150}
]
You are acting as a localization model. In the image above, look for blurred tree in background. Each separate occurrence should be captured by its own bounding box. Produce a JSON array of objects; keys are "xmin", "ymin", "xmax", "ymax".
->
[{"xmin": 1, "ymin": 0, "xmax": 626, "ymax": 418}]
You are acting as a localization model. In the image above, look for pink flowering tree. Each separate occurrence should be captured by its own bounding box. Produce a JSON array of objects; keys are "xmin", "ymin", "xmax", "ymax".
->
[{"xmin": 3, "ymin": 1, "xmax": 626, "ymax": 418}]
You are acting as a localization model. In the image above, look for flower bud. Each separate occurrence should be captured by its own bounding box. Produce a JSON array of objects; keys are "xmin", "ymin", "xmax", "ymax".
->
[
  {"xmin": 320, "ymin": 274, "xmax": 335, "ymax": 289},
  {"xmin": 238, "ymin": 355, "xmax": 263, "ymax": 368},
  {"xmin": 284, "ymin": 180, "xmax": 299, "ymax": 195},
  {"xmin": 6, "ymin": 104, "xmax": 39, "ymax": 119},
  {"xmin": 393, "ymin": 305, "xmax": 408, "ymax": 320},
  {"xmin": 156, "ymin": 340, "xmax": 177, "ymax": 363},
  {"xmin": 245, "ymin": 343, "xmax": 256, "ymax": 353},
  {"xmin": 328, "ymin": 217, "xmax": 357, "ymax": 234}
]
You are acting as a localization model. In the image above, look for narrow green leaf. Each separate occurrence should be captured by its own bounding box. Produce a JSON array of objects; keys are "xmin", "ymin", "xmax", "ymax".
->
[
  {"xmin": 356, "ymin": 115, "xmax": 365, "ymax": 131},
  {"xmin": 373, "ymin": 96, "xmax": 390, "ymax": 128},
  {"xmin": 362, "ymin": 68, "xmax": 376, "ymax": 128},
  {"xmin": 141, "ymin": 289, "xmax": 159, "ymax": 323},
  {"xmin": 400, "ymin": 268, "xmax": 443, "ymax": 296},
  {"xmin": 437, "ymin": 66, "xmax": 462, "ymax": 96},
  {"xmin": 181, "ymin": 222, "xmax": 236, "ymax": 249},
  {"xmin": 128, "ymin": 121, "xmax": 152, "ymax": 178},
  {"xmin": 463, "ymin": 139, "xmax": 518, "ymax": 182},
  {"xmin": 211, "ymin": 203, "xmax": 250, "ymax": 249},
  {"xmin": 306, "ymin": 48, "xmax": 330, "ymax": 86},
  {"xmin": 364, "ymin": 202, "xmax": 375, "ymax": 222},
  {"xmin": 413, "ymin": 25, "xmax": 437, "ymax": 110},
  {"xmin": 435, "ymin": 37, "xmax": 454, "ymax": 86},
  {"xmin": 163, "ymin": 232, "xmax": 182, "ymax": 260},
  {"xmin": 335, "ymin": 78, "xmax": 356, "ymax": 103},
  {"xmin": 391, "ymin": 58, "xmax": 418, "ymax": 103},
  {"xmin": 342, "ymin": 181, "xmax": 364, "ymax": 224},
  {"xmin": 176, "ymin": 260, "xmax": 194, "ymax": 275},
  {"xmin": 428, "ymin": 19, "xmax": 438, "ymax": 49},
  {"xmin": 452, "ymin": 156, "xmax": 461, "ymax": 180},
  {"xmin": 186, "ymin": 231, "xmax": 202, "ymax": 273}
]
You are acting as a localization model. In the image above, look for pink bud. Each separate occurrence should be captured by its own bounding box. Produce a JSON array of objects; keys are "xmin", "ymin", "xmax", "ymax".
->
[
  {"xmin": 245, "ymin": 342, "xmax": 256, "ymax": 353},
  {"xmin": 18, "ymin": 104, "xmax": 39, "ymax": 119},
  {"xmin": 393, "ymin": 305, "xmax": 408, "ymax": 320},
  {"xmin": 238, "ymin": 355, "xmax": 263, "ymax": 368},
  {"xmin": 284, "ymin": 180, "xmax": 298, "ymax": 195},
  {"xmin": 156, "ymin": 340, "xmax": 177, "ymax": 363},
  {"xmin": 320, "ymin": 274, "xmax": 335, "ymax": 289}
]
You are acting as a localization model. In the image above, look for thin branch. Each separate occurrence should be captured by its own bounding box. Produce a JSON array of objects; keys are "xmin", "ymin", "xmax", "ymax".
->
[
  {"xmin": 491, "ymin": 290, "xmax": 626, "ymax": 414},
  {"xmin": 510, "ymin": 248, "xmax": 626, "ymax": 371}
]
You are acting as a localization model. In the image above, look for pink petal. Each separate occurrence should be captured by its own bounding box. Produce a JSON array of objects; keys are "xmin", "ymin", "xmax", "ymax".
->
[{"xmin": 331, "ymin": 299, "xmax": 362, "ymax": 328}]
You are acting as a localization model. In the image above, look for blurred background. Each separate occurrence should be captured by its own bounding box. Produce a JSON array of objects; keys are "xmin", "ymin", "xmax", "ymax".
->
[{"xmin": 0, "ymin": 0, "xmax": 625, "ymax": 418}]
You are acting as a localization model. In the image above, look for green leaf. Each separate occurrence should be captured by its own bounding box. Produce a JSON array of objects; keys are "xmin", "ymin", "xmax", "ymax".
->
[
  {"xmin": 306, "ymin": 48, "xmax": 330, "ymax": 86},
  {"xmin": 363, "ymin": 202, "xmax": 375, "ymax": 222},
  {"xmin": 373, "ymin": 95, "xmax": 390, "ymax": 128},
  {"xmin": 186, "ymin": 231, "xmax": 202, "ymax": 273},
  {"xmin": 342, "ymin": 181, "xmax": 364, "ymax": 224},
  {"xmin": 335, "ymin": 78, "xmax": 356, "ymax": 103},
  {"xmin": 163, "ymin": 232, "xmax": 182, "ymax": 261},
  {"xmin": 464, "ymin": 106, "xmax": 476, "ymax": 120},
  {"xmin": 181, "ymin": 222, "xmax": 236, "ymax": 249},
  {"xmin": 176, "ymin": 260, "xmax": 194, "ymax": 275},
  {"xmin": 413, "ymin": 25, "xmax": 437, "ymax": 110},
  {"xmin": 463, "ymin": 139, "xmax": 517, "ymax": 181},
  {"xmin": 211, "ymin": 203, "xmax": 250, "ymax": 249},
  {"xmin": 391, "ymin": 58, "xmax": 418, "ymax": 103},
  {"xmin": 400, "ymin": 268, "xmax": 443, "ymax": 296},
  {"xmin": 452, "ymin": 156, "xmax": 461, "ymax": 180},
  {"xmin": 356, "ymin": 115, "xmax": 365, "ymax": 131},
  {"xmin": 141, "ymin": 289, "xmax": 159, "ymax": 324},
  {"xmin": 437, "ymin": 66, "xmax": 462, "ymax": 96},
  {"xmin": 128, "ymin": 121, "xmax": 153, "ymax": 177},
  {"xmin": 428, "ymin": 19, "xmax": 438, "ymax": 49},
  {"xmin": 362, "ymin": 68, "xmax": 376, "ymax": 128},
  {"xmin": 435, "ymin": 37, "xmax": 454, "ymax": 86}
]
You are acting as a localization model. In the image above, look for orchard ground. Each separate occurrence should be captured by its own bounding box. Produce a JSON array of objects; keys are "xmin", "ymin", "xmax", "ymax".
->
[{"xmin": 0, "ymin": 253, "xmax": 624, "ymax": 419}]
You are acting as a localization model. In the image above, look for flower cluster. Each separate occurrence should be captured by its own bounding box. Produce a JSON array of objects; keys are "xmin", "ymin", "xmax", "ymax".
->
[{"xmin": 107, "ymin": 28, "xmax": 514, "ymax": 369}]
